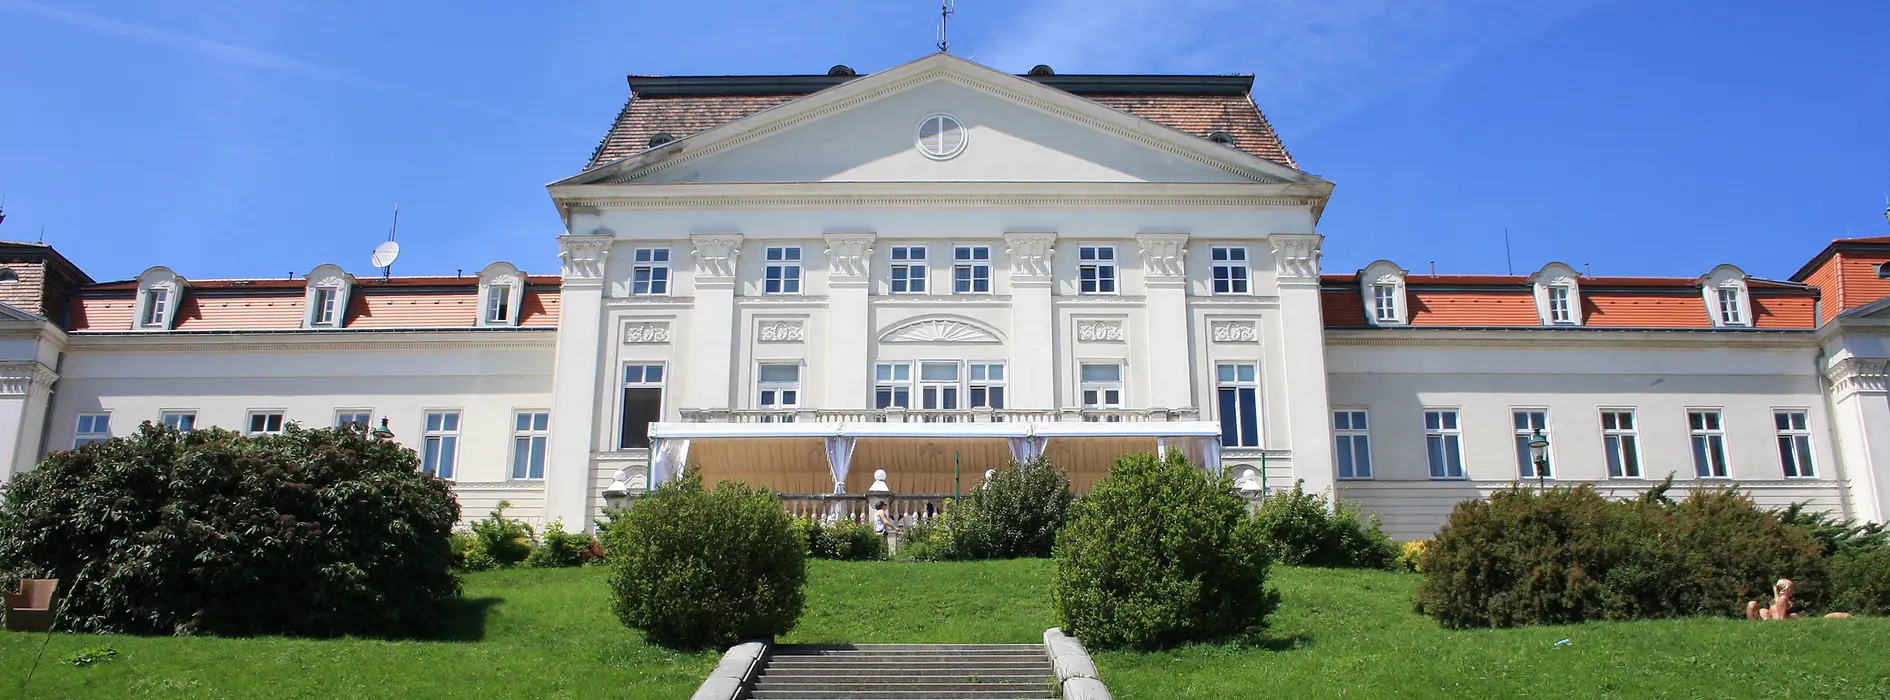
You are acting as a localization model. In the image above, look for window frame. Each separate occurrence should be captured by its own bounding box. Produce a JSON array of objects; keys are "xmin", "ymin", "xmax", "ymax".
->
[
  {"xmin": 1333, "ymin": 409, "xmax": 1373, "ymax": 480},
  {"xmin": 619, "ymin": 363, "xmax": 666, "ymax": 449},
  {"xmin": 1688, "ymin": 408, "xmax": 1730, "ymax": 479},
  {"xmin": 1423, "ymin": 408, "xmax": 1466, "ymax": 480},
  {"xmin": 763, "ymin": 246, "xmax": 804, "ymax": 295},
  {"xmin": 510, "ymin": 410, "xmax": 551, "ymax": 480},
  {"xmin": 1546, "ymin": 286, "xmax": 1574, "ymax": 324},
  {"xmin": 74, "ymin": 412, "xmax": 112, "ymax": 447},
  {"xmin": 631, "ymin": 247, "xmax": 671, "ymax": 296},
  {"xmin": 889, "ymin": 245, "xmax": 928, "ymax": 294},
  {"xmin": 875, "ymin": 362, "xmax": 912, "ymax": 409},
  {"xmin": 952, "ymin": 245, "xmax": 992, "ymax": 295},
  {"xmin": 1210, "ymin": 246, "xmax": 1251, "ymax": 295},
  {"xmin": 1078, "ymin": 246, "xmax": 1118, "ymax": 295},
  {"xmin": 311, "ymin": 286, "xmax": 340, "ymax": 327},
  {"xmin": 335, "ymin": 409, "xmax": 374, "ymax": 431},
  {"xmin": 160, "ymin": 410, "xmax": 197, "ymax": 432},
  {"xmin": 1372, "ymin": 284, "xmax": 1400, "ymax": 324},
  {"xmin": 421, "ymin": 409, "xmax": 462, "ymax": 480},
  {"xmin": 246, "ymin": 409, "xmax": 286, "ymax": 436},
  {"xmin": 755, "ymin": 362, "xmax": 802, "ymax": 410},
  {"xmin": 967, "ymin": 362, "xmax": 1005, "ymax": 409},
  {"xmin": 916, "ymin": 360, "xmax": 961, "ymax": 410},
  {"xmin": 1774, "ymin": 409, "xmax": 1815, "ymax": 478},
  {"xmin": 1215, "ymin": 362, "xmax": 1261, "ymax": 447},
  {"xmin": 1717, "ymin": 288, "xmax": 1745, "ymax": 326},
  {"xmin": 485, "ymin": 283, "xmax": 513, "ymax": 324},
  {"xmin": 1078, "ymin": 362, "xmax": 1125, "ymax": 409},
  {"xmin": 140, "ymin": 288, "xmax": 170, "ymax": 328},
  {"xmin": 1600, "ymin": 408, "xmax": 1643, "ymax": 479},
  {"xmin": 1512, "ymin": 408, "xmax": 1552, "ymax": 479}
]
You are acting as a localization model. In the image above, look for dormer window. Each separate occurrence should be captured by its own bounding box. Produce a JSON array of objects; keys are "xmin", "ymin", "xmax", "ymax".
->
[
  {"xmin": 1547, "ymin": 286, "xmax": 1573, "ymax": 323},
  {"xmin": 1359, "ymin": 261, "xmax": 1407, "ymax": 326},
  {"xmin": 302, "ymin": 264, "xmax": 354, "ymax": 329},
  {"xmin": 1530, "ymin": 263, "xmax": 1582, "ymax": 326},
  {"xmin": 1700, "ymin": 264, "xmax": 1752, "ymax": 328},
  {"xmin": 476, "ymin": 261, "xmax": 528, "ymax": 328},
  {"xmin": 1717, "ymin": 288, "xmax": 1744, "ymax": 325},
  {"xmin": 313, "ymin": 288, "xmax": 338, "ymax": 325},
  {"xmin": 133, "ymin": 266, "xmax": 186, "ymax": 331},
  {"xmin": 141, "ymin": 288, "xmax": 169, "ymax": 327}
]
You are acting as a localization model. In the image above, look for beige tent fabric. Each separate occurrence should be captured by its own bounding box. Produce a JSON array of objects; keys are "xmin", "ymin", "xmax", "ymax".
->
[
  {"xmin": 850, "ymin": 438, "xmax": 1014, "ymax": 494},
  {"xmin": 1045, "ymin": 436, "xmax": 1160, "ymax": 492},
  {"xmin": 689, "ymin": 438, "xmax": 831, "ymax": 494},
  {"xmin": 684, "ymin": 433, "xmax": 1165, "ymax": 495}
]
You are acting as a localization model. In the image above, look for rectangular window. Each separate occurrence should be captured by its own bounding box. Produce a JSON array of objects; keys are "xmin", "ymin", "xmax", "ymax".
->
[
  {"xmin": 1373, "ymin": 284, "xmax": 1399, "ymax": 322},
  {"xmin": 486, "ymin": 285, "xmax": 512, "ymax": 324},
  {"xmin": 1424, "ymin": 409, "xmax": 1465, "ymax": 479},
  {"xmin": 160, "ymin": 410, "xmax": 197, "ymax": 432},
  {"xmin": 141, "ymin": 289, "xmax": 168, "ymax": 327},
  {"xmin": 1775, "ymin": 410, "xmax": 1814, "ymax": 478},
  {"xmin": 1718, "ymin": 288, "xmax": 1744, "ymax": 325},
  {"xmin": 1601, "ymin": 410, "xmax": 1642, "ymax": 478},
  {"xmin": 968, "ymin": 362, "xmax": 1005, "ymax": 409},
  {"xmin": 74, "ymin": 413, "xmax": 111, "ymax": 446},
  {"xmin": 764, "ymin": 246, "xmax": 803, "ymax": 295},
  {"xmin": 1333, "ymin": 410, "xmax": 1372, "ymax": 479},
  {"xmin": 1547, "ymin": 286, "xmax": 1573, "ymax": 324},
  {"xmin": 247, "ymin": 410, "xmax": 285, "ymax": 436},
  {"xmin": 512, "ymin": 411, "xmax": 550, "ymax": 480},
  {"xmin": 953, "ymin": 246, "xmax": 992, "ymax": 294},
  {"xmin": 875, "ymin": 362, "xmax": 912, "ymax": 409},
  {"xmin": 1513, "ymin": 410, "xmax": 1551, "ymax": 479},
  {"xmin": 1687, "ymin": 410, "xmax": 1730, "ymax": 478},
  {"xmin": 756, "ymin": 363, "xmax": 801, "ymax": 409},
  {"xmin": 1211, "ymin": 247, "xmax": 1250, "ymax": 295},
  {"xmin": 312, "ymin": 287, "xmax": 339, "ymax": 326},
  {"xmin": 422, "ymin": 410, "xmax": 460, "ymax": 479},
  {"xmin": 1078, "ymin": 246, "xmax": 1117, "ymax": 295},
  {"xmin": 918, "ymin": 361, "xmax": 960, "ymax": 410},
  {"xmin": 335, "ymin": 410, "xmax": 373, "ymax": 430},
  {"xmin": 890, "ymin": 246, "xmax": 927, "ymax": 294},
  {"xmin": 632, "ymin": 248, "xmax": 671, "ymax": 296},
  {"xmin": 620, "ymin": 364, "xmax": 664, "ymax": 449},
  {"xmin": 1079, "ymin": 363, "xmax": 1123, "ymax": 408},
  {"xmin": 1216, "ymin": 363, "xmax": 1260, "ymax": 447}
]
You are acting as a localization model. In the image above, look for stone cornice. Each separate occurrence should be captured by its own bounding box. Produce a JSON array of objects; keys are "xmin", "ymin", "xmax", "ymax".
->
[
  {"xmin": 872, "ymin": 295, "xmax": 1015, "ymax": 307},
  {"xmin": 448, "ymin": 481, "xmax": 548, "ymax": 492},
  {"xmin": 555, "ymin": 187, "xmax": 1325, "ymax": 211},
  {"xmin": 65, "ymin": 329, "xmax": 557, "ymax": 354},
  {"xmin": 737, "ymin": 295, "xmax": 831, "ymax": 308},
  {"xmin": 1187, "ymin": 296, "xmax": 1281, "ymax": 308},
  {"xmin": 602, "ymin": 297, "xmax": 697, "ymax": 309},
  {"xmin": 1053, "ymin": 295, "xmax": 1149, "ymax": 306},
  {"xmin": 1324, "ymin": 328, "xmax": 1820, "ymax": 350},
  {"xmin": 1334, "ymin": 478, "xmax": 1841, "ymax": 490}
]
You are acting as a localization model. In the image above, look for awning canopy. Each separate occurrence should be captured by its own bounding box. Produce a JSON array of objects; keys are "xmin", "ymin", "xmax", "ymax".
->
[{"xmin": 648, "ymin": 420, "xmax": 1222, "ymax": 440}]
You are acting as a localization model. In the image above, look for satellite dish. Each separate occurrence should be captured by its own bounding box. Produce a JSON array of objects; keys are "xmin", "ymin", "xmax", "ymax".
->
[{"xmin": 371, "ymin": 240, "xmax": 401, "ymax": 269}]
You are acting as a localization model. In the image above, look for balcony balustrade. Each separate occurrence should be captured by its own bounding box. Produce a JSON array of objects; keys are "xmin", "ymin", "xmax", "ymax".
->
[{"xmin": 678, "ymin": 407, "xmax": 1196, "ymax": 424}]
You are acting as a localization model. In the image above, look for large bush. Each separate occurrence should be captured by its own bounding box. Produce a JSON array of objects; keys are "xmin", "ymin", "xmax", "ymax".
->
[
  {"xmin": 1415, "ymin": 484, "xmax": 1827, "ymax": 628},
  {"xmin": 604, "ymin": 472, "xmax": 806, "ymax": 649},
  {"xmin": 1779, "ymin": 505, "xmax": 1890, "ymax": 614},
  {"xmin": 949, "ymin": 456, "xmax": 1075, "ymax": 559},
  {"xmin": 1251, "ymin": 480, "xmax": 1398, "ymax": 569},
  {"xmin": 0, "ymin": 423, "xmax": 461, "ymax": 637},
  {"xmin": 1053, "ymin": 451, "xmax": 1278, "ymax": 650}
]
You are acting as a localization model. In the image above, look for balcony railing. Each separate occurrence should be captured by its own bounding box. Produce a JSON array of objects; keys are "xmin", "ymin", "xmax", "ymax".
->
[
  {"xmin": 679, "ymin": 407, "xmax": 1198, "ymax": 424},
  {"xmin": 780, "ymin": 493, "xmax": 951, "ymax": 525}
]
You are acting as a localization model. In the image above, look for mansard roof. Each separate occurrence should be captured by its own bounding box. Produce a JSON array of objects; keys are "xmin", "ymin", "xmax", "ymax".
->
[
  {"xmin": 1319, "ymin": 269, "xmax": 1817, "ymax": 330},
  {"xmin": 585, "ymin": 67, "xmax": 1296, "ymax": 170},
  {"xmin": 70, "ymin": 274, "xmax": 561, "ymax": 333}
]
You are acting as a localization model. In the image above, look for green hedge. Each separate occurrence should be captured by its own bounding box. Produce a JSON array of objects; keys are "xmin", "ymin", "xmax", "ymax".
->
[
  {"xmin": 1251, "ymin": 481, "xmax": 1399, "ymax": 569},
  {"xmin": 0, "ymin": 423, "xmax": 461, "ymax": 637}
]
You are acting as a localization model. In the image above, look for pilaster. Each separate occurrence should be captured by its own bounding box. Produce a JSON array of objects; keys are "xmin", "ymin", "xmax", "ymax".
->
[
  {"xmin": 688, "ymin": 234, "xmax": 744, "ymax": 411},
  {"xmin": 1825, "ymin": 357, "xmax": 1890, "ymax": 522},
  {"xmin": 544, "ymin": 234, "xmax": 613, "ymax": 527},
  {"xmin": 0, "ymin": 360, "xmax": 57, "ymax": 480},
  {"xmin": 1005, "ymin": 232, "xmax": 1057, "ymax": 409},
  {"xmin": 1138, "ymin": 233, "xmax": 1191, "ymax": 411},
  {"xmin": 1268, "ymin": 233, "xmax": 1335, "ymax": 500},
  {"xmin": 823, "ymin": 233, "xmax": 876, "ymax": 409}
]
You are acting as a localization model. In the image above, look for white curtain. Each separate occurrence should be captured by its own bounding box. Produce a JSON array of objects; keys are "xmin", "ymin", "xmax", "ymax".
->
[
  {"xmin": 824, "ymin": 436, "xmax": 857, "ymax": 494},
  {"xmin": 1200, "ymin": 436, "xmax": 1224, "ymax": 477},
  {"xmin": 1007, "ymin": 436, "xmax": 1048, "ymax": 465},
  {"xmin": 650, "ymin": 437, "xmax": 692, "ymax": 486}
]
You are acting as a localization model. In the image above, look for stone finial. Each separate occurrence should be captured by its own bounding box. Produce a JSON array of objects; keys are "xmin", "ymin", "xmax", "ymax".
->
[
  {"xmin": 558, "ymin": 235, "xmax": 614, "ymax": 281},
  {"xmin": 867, "ymin": 469, "xmax": 890, "ymax": 493},
  {"xmin": 982, "ymin": 469, "xmax": 996, "ymax": 490},
  {"xmin": 1136, "ymin": 233, "xmax": 1189, "ymax": 282},
  {"xmin": 1004, "ymin": 232, "xmax": 1057, "ymax": 280},
  {"xmin": 691, "ymin": 234, "xmax": 744, "ymax": 281},
  {"xmin": 823, "ymin": 233, "xmax": 877, "ymax": 281},
  {"xmin": 1268, "ymin": 233, "xmax": 1323, "ymax": 281}
]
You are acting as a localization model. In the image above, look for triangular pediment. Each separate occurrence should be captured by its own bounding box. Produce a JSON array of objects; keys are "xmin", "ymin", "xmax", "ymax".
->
[{"xmin": 555, "ymin": 54, "xmax": 1321, "ymax": 188}]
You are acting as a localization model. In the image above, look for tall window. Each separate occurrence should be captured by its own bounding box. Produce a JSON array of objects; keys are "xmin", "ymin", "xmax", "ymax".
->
[
  {"xmin": 890, "ymin": 246, "xmax": 927, "ymax": 293},
  {"xmin": 968, "ymin": 363, "xmax": 1005, "ymax": 409},
  {"xmin": 1718, "ymin": 288, "xmax": 1744, "ymax": 325},
  {"xmin": 312, "ymin": 287, "xmax": 339, "ymax": 326},
  {"xmin": 632, "ymin": 248, "xmax": 670, "ymax": 296},
  {"xmin": 161, "ymin": 411, "xmax": 197, "ymax": 432},
  {"xmin": 1513, "ymin": 410, "xmax": 1550, "ymax": 478},
  {"xmin": 141, "ymin": 289, "xmax": 169, "ymax": 327},
  {"xmin": 620, "ymin": 364, "xmax": 664, "ymax": 449},
  {"xmin": 512, "ymin": 411, "xmax": 550, "ymax": 480},
  {"xmin": 1078, "ymin": 246, "xmax": 1117, "ymax": 295},
  {"xmin": 1211, "ymin": 247, "xmax": 1249, "ymax": 295},
  {"xmin": 764, "ymin": 246, "xmax": 802, "ymax": 295},
  {"xmin": 875, "ymin": 362, "xmax": 912, "ymax": 409},
  {"xmin": 1424, "ymin": 409, "xmax": 1464, "ymax": 479},
  {"xmin": 1333, "ymin": 410, "xmax": 1372, "ymax": 479},
  {"xmin": 335, "ymin": 410, "xmax": 373, "ymax": 430},
  {"xmin": 756, "ymin": 364, "xmax": 800, "ymax": 409},
  {"xmin": 1216, "ymin": 363, "xmax": 1260, "ymax": 447},
  {"xmin": 918, "ymin": 361, "xmax": 960, "ymax": 410},
  {"xmin": 1689, "ymin": 410, "xmax": 1729, "ymax": 478},
  {"xmin": 1601, "ymin": 410, "xmax": 1642, "ymax": 478},
  {"xmin": 1079, "ymin": 363, "xmax": 1123, "ymax": 409},
  {"xmin": 74, "ymin": 413, "xmax": 111, "ymax": 447},
  {"xmin": 422, "ymin": 410, "xmax": 460, "ymax": 479},
  {"xmin": 1775, "ymin": 410, "xmax": 1814, "ymax": 477},
  {"xmin": 247, "ymin": 410, "xmax": 285, "ymax": 436},
  {"xmin": 485, "ymin": 284, "xmax": 512, "ymax": 324},
  {"xmin": 953, "ymin": 246, "xmax": 991, "ymax": 294},
  {"xmin": 1547, "ymin": 286, "xmax": 1573, "ymax": 324},
  {"xmin": 1372, "ymin": 284, "xmax": 1399, "ymax": 323}
]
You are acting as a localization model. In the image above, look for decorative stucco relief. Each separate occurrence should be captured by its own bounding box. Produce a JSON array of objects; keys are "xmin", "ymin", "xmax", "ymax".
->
[
  {"xmin": 1211, "ymin": 320, "xmax": 1258, "ymax": 343},
  {"xmin": 881, "ymin": 319, "xmax": 1000, "ymax": 343},
  {"xmin": 622, "ymin": 322, "xmax": 671, "ymax": 344},
  {"xmin": 1076, "ymin": 319, "xmax": 1124, "ymax": 342},
  {"xmin": 758, "ymin": 320, "xmax": 805, "ymax": 342}
]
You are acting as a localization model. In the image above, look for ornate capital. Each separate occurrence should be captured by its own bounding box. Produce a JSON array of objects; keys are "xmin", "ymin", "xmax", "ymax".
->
[
  {"xmin": 1003, "ymin": 232, "xmax": 1057, "ymax": 281},
  {"xmin": 1136, "ymin": 233, "xmax": 1189, "ymax": 282},
  {"xmin": 558, "ymin": 235, "xmax": 614, "ymax": 282},
  {"xmin": 691, "ymin": 234, "xmax": 744, "ymax": 282},
  {"xmin": 823, "ymin": 233, "xmax": 877, "ymax": 282},
  {"xmin": 1268, "ymin": 234, "xmax": 1323, "ymax": 282},
  {"xmin": 0, "ymin": 361, "xmax": 58, "ymax": 396},
  {"xmin": 1826, "ymin": 357, "xmax": 1890, "ymax": 398}
]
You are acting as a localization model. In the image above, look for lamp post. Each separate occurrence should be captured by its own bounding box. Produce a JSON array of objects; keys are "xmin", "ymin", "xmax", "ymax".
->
[
  {"xmin": 370, "ymin": 417, "xmax": 396, "ymax": 441},
  {"xmin": 1527, "ymin": 428, "xmax": 1550, "ymax": 493}
]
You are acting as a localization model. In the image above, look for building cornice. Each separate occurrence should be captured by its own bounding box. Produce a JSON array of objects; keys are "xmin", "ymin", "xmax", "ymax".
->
[
  {"xmin": 603, "ymin": 297, "xmax": 697, "ymax": 309},
  {"xmin": 65, "ymin": 328, "xmax": 557, "ymax": 354},
  {"xmin": 448, "ymin": 481, "xmax": 548, "ymax": 492},
  {"xmin": 1335, "ymin": 478, "xmax": 1841, "ymax": 490},
  {"xmin": 737, "ymin": 295, "xmax": 831, "ymax": 308},
  {"xmin": 553, "ymin": 182, "xmax": 1326, "ymax": 212},
  {"xmin": 1324, "ymin": 328, "xmax": 1819, "ymax": 350},
  {"xmin": 872, "ymin": 295, "xmax": 1015, "ymax": 307}
]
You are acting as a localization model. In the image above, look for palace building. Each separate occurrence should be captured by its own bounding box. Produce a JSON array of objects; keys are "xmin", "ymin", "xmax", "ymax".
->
[{"xmin": 3, "ymin": 54, "xmax": 1888, "ymax": 539}]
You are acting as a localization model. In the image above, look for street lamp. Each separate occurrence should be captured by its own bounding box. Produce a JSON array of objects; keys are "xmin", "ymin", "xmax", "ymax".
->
[
  {"xmin": 370, "ymin": 418, "xmax": 396, "ymax": 441},
  {"xmin": 1527, "ymin": 428, "xmax": 1550, "ymax": 493}
]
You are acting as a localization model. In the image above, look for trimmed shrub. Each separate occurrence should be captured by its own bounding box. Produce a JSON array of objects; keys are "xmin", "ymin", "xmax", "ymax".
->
[
  {"xmin": 449, "ymin": 531, "xmax": 497, "ymax": 572},
  {"xmin": 949, "ymin": 456, "xmax": 1075, "ymax": 559},
  {"xmin": 468, "ymin": 500, "xmax": 535, "ymax": 567},
  {"xmin": 604, "ymin": 472, "xmax": 806, "ymax": 649},
  {"xmin": 526, "ymin": 519, "xmax": 600, "ymax": 568},
  {"xmin": 1053, "ymin": 451, "xmax": 1278, "ymax": 650},
  {"xmin": 1665, "ymin": 488, "xmax": 1827, "ymax": 616},
  {"xmin": 1397, "ymin": 539, "xmax": 1429, "ymax": 573},
  {"xmin": 0, "ymin": 423, "xmax": 460, "ymax": 637},
  {"xmin": 1828, "ymin": 548, "xmax": 1890, "ymax": 615},
  {"xmin": 816, "ymin": 520, "xmax": 887, "ymax": 561},
  {"xmin": 1251, "ymin": 480, "xmax": 1398, "ymax": 569}
]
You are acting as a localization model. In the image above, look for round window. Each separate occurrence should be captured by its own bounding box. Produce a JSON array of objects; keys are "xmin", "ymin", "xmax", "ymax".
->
[{"xmin": 916, "ymin": 114, "xmax": 967, "ymax": 160}]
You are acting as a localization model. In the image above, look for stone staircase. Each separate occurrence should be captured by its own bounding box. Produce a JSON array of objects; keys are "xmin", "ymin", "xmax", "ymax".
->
[{"xmin": 746, "ymin": 643, "xmax": 1057, "ymax": 699}]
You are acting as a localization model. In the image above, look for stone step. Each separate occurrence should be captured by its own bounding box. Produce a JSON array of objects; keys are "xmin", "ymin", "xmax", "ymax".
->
[
  {"xmin": 762, "ymin": 670, "xmax": 1050, "ymax": 680},
  {"xmin": 759, "ymin": 673, "xmax": 1051, "ymax": 683},
  {"xmin": 769, "ymin": 652, "xmax": 1046, "ymax": 661},
  {"xmin": 749, "ymin": 691, "xmax": 1055, "ymax": 700}
]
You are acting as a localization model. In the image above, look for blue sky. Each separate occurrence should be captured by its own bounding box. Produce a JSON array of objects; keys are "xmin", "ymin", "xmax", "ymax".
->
[{"xmin": 1, "ymin": 0, "xmax": 1885, "ymax": 283}]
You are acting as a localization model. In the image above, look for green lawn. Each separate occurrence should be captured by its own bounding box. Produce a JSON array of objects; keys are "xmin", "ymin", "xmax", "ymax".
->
[{"xmin": 4, "ymin": 560, "xmax": 1887, "ymax": 698}]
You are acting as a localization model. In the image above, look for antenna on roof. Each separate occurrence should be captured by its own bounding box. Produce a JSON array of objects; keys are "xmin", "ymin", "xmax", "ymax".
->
[
  {"xmin": 1429, "ymin": 261, "xmax": 1436, "ymax": 278},
  {"xmin": 370, "ymin": 203, "xmax": 402, "ymax": 282},
  {"xmin": 0, "ymin": 194, "xmax": 7, "ymax": 226},
  {"xmin": 936, "ymin": 0, "xmax": 954, "ymax": 54},
  {"xmin": 1503, "ymin": 228, "xmax": 1513, "ymax": 276}
]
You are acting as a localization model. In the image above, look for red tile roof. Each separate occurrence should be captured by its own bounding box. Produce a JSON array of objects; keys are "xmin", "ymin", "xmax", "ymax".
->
[
  {"xmin": 1321, "ymin": 271, "xmax": 1817, "ymax": 330},
  {"xmin": 69, "ymin": 276, "xmax": 561, "ymax": 332}
]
